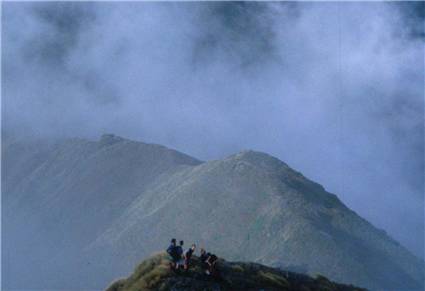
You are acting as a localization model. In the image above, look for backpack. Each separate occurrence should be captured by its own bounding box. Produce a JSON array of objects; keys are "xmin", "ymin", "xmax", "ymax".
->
[
  {"xmin": 176, "ymin": 246, "xmax": 183, "ymax": 257},
  {"xmin": 167, "ymin": 244, "xmax": 178, "ymax": 259}
]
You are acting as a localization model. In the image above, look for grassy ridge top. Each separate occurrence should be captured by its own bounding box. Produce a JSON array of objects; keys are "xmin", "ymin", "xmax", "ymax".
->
[{"xmin": 106, "ymin": 252, "xmax": 366, "ymax": 291}]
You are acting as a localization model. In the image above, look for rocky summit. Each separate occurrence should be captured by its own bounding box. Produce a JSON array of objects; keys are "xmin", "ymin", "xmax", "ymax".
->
[{"xmin": 106, "ymin": 253, "xmax": 366, "ymax": 291}]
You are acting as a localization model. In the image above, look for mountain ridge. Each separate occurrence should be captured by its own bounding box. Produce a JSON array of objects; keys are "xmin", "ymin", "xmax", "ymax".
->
[{"xmin": 3, "ymin": 133, "xmax": 424, "ymax": 290}]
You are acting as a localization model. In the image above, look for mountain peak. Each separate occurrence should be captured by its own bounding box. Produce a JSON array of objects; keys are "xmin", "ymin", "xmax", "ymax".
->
[
  {"xmin": 99, "ymin": 133, "xmax": 126, "ymax": 146},
  {"xmin": 106, "ymin": 253, "xmax": 366, "ymax": 291},
  {"xmin": 233, "ymin": 149, "xmax": 268, "ymax": 158},
  {"xmin": 226, "ymin": 149, "xmax": 291, "ymax": 174}
]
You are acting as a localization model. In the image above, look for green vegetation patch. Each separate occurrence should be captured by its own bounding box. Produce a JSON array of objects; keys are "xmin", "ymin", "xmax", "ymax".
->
[{"xmin": 257, "ymin": 270, "xmax": 290, "ymax": 287}]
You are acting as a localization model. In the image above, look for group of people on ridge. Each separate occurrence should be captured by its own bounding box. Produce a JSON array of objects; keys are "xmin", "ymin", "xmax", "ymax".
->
[{"xmin": 166, "ymin": 238, "xmax": 219, "ymax": 276}]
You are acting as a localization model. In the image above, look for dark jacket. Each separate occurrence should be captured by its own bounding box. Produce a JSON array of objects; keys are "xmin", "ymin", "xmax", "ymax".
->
[{"xmin": 167, "ymin": 244, "xmax": 178, "ymax": 259}]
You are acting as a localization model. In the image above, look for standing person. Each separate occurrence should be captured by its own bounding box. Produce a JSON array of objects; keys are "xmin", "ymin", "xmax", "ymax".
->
[
  {"xmin": 175, "ymin": 240, "xmax": 184, "ymax": 269},
  {"xmin": 183, "ymin": 244, "xmax": 196, "ymax": 271},
  {"xmin": 166, "ymin": 238, "xmax": 178, "ymax": 270}
]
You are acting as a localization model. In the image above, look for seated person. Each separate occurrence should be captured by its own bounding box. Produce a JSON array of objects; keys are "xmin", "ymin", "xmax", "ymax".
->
[
  {"xmin": 205, "ymin": 253, "xmax": 218, "ymax": 275},
  {"xmin": 200, "ymin": 248, "xmax": 210, "ymax": 271}
]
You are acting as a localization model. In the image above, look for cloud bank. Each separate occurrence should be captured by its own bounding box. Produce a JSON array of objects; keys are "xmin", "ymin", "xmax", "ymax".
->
[{"xmin": 3, "ymin": 2, "xmax": 424, "ymax": 258}]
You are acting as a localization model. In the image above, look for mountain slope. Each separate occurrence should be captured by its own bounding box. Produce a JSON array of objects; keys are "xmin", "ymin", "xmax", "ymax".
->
[
  {"xmin": 2, "ymin": 134, "xmax": 201, "ymax": 289},
  {"xmin": 106, "ymin": 253, "xmax": 366, "ymax": 291},
  {"xmin": 90, "ymin": 149, "xmax": 424, "ymax": 291},
  {"xmin": 3, "ymin": 134, "xmax": 424, "ymax": 290}
]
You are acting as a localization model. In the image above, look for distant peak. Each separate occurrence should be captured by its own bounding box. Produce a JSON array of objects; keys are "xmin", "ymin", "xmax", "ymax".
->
[
  {"xmin": 231, "ymin": 149, "xmax": 288, "ymax": 166},
  {"xmin": 234, "ymin": 149, "xmax": 269, "ymax": 158},
  {"xmin": 99, "ymin": 134, "xmax": 125, "ymax": 146}
]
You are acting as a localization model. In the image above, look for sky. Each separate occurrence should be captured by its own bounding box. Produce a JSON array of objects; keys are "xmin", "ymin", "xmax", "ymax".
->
[{"xmin": 2, "ymin": 2, "xmax": 424, "ymax": 258}]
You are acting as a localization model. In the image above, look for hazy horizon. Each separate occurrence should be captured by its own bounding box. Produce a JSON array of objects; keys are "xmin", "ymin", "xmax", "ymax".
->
[{"xmin": 3, "ymin": 1, "xmax": 424, "ymax": 259}]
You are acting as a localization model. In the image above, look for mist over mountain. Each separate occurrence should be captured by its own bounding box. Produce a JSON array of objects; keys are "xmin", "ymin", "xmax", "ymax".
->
[
  {"xmin": 3, "ymin": 134, "xmax": 423, "ymax": 291},
  {"xmin": 3, "ymin": 2, "xmax": 424, "ymax": 261}
]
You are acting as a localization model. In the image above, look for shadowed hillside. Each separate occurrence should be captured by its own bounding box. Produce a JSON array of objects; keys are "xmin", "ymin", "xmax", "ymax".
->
[{"xmin": 106, "ymin": 253, "xmax": 367, "ymax": 291}]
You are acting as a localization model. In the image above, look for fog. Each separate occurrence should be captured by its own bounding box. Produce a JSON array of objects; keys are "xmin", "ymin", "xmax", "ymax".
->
[{"xmin": 3, "ymin": 2, "xmax": 424, "ymax": 258}]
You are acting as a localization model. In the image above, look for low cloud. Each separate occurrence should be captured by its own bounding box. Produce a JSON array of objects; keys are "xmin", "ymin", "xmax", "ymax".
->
[{"xmin": 3, "ymin": 2, "xmax": 424, "ymax": 257}]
